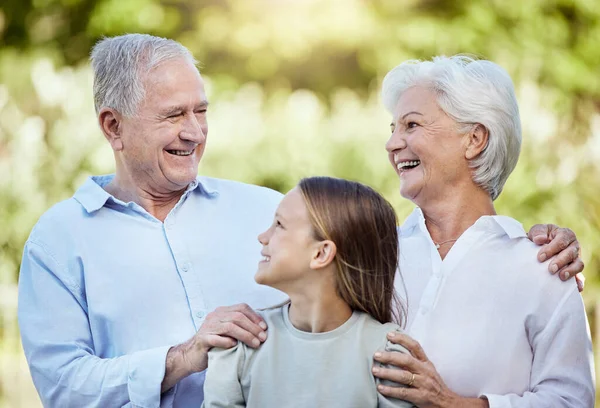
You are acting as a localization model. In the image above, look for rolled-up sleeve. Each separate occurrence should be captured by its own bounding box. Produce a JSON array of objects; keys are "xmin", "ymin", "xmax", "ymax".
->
[
  {"xmin": 18, "ymin": 240, "xmax": 172, "ymax": 408},
  {"xmin": 481, "ymin": 284, "xmax": 595, "ymax": 408}
]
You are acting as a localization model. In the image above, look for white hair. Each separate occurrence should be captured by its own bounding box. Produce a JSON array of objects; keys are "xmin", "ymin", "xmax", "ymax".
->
[
  {"xmin": 381, "ymin": 55, "xmax": 522, "ymax": 201},
  {"xmin": 90, "ymin": 33, "xmax": 198, "ymax": 117}
]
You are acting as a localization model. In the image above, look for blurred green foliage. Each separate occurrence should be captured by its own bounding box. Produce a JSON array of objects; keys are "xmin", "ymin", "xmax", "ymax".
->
[{"xmin": 0, "ymin": 0, "xmax": 599, "ymax": 406}]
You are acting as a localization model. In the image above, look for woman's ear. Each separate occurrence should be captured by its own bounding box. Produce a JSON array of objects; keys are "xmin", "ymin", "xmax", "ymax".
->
[
  {"xmin": 98, "ymin": 108, "xmax": 124, "ymax": 151},
  {"xmin": 309, "ymin": 240, "xmax": 337, "ymax": 270},
  {"xmin": 465, "ymin": 123, "xmax": 489, "ymax": 160}
]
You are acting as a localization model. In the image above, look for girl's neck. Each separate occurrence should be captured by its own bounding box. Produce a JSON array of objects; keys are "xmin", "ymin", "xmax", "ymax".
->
[{"xmin": 286, "ymin": 284, "xmax": 353, "ymax": 333}]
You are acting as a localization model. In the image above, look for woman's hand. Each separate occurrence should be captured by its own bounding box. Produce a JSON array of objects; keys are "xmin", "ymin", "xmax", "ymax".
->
[
  {"xmin": 527, "ymin": 224, "xmax": 584, "ymax": 291},
  {"xmin": 372, "ymin": 332, "xmax": 488, "ymax": 408}
]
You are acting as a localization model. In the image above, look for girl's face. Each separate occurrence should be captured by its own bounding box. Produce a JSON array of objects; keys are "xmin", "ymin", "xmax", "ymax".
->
[{"xmin": 255, "ymin": 187, "xmax": 320, "ymax": 292}]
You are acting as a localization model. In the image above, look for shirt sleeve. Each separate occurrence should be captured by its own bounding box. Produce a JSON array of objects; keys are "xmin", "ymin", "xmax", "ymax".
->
[
  {"xmin": 18, "ymin": 240, "xmax": 173, "ymax": 408},
  {"xmin": 201, "ymin": 344, "xmax": 246, "ymax": 408},
  {"xmin": 375, "ymin": 331, "xmax": 416, "ymax": 408},
  {"xmin": 481, "ymin": 284, "xmax": 595, "ymax": 408}
]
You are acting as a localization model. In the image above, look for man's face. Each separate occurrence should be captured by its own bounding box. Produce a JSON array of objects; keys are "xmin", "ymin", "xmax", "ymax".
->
[{"xmin": 118, "ymin": 58, "xmax": 209, "ymax": 193}]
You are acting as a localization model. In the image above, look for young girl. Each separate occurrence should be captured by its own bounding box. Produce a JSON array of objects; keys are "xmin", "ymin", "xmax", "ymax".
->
[{"xmin": 202, "ymin": 177, "xmax": 412, "ymax": 407}]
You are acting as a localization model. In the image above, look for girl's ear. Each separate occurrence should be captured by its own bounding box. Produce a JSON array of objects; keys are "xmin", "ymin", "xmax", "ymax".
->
[{"xmin": 309, "ymin": 240, "xmax": 337, "ymax": 270}]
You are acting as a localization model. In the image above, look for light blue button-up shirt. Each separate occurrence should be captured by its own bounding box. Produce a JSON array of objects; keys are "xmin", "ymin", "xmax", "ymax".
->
[{"xmin": 18, "ymin": 175, "xmax": 288, "ymax": 408}]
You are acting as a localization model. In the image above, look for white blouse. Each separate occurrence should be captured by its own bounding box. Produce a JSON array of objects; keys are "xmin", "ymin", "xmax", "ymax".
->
[{"xmin": 396, "ymin": 208, "xmax": 595, "ymax": 407}]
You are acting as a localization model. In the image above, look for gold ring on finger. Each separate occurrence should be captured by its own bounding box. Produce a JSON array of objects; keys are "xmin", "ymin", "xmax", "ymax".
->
[{"xmin": 407, "ymin": 372, "xmax": 415, "ymax": 387}]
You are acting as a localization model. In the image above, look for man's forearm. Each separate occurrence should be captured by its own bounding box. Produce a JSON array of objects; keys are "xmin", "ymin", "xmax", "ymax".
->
[{"xmin": 161, "ymin": 343, "xmax": 197, "ymax": 392}]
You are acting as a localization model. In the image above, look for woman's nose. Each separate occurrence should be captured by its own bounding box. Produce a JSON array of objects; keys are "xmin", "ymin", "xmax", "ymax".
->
[{"xmin": 385, "ymin": 129, "xmax": 407, "ymax": 153}]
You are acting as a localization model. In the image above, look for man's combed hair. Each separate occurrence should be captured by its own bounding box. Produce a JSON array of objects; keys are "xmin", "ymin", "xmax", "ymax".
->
[
  {"xmin": 381, "ymin": 55, "xmax": 522, "ymax": 200},
  {"xmin": 298, "ymin": 176, "xmax": 405, "ymax": 326},
  {"xmin": 90, "ymin": 33, "xmax": 197, "ymax": 117}
]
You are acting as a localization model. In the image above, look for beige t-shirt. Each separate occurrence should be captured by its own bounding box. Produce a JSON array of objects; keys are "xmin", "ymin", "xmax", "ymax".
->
[{"xmin": 202, "ymin": 304, "xmax": 413, "ymax": 408}]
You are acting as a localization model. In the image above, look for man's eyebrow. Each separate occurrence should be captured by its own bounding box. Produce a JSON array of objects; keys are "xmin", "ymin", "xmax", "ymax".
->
[{"xmin": 160, "ymin": 101, "xmax": 210, "ymax": 116}]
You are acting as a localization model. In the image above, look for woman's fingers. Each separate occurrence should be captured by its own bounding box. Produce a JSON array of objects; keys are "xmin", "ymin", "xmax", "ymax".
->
[{"xmin": 386, "ymin": 332, "xmax": 429, "ymax": 362}]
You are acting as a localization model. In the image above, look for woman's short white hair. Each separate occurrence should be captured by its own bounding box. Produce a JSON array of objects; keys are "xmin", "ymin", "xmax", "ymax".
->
[
  {"xmin": 381, "ymin": 55, "xmax": 522, "ymax": 200},
  {"xmin": 90, "ymin": 33, "xmax": 198, "ymax": 117}
]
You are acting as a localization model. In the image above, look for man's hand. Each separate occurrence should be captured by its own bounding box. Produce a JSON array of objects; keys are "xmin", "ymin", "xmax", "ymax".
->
[
  {"xmin": 527, "ymin": 224, "xmax": 585, "ymax": 292},
  {"xmin": 373, "ymin": 332, "xmax": 488, "ymax": 408},
  {"xmin": 161, "ymin": 303, "xmax": 267, "ymax": 392}
]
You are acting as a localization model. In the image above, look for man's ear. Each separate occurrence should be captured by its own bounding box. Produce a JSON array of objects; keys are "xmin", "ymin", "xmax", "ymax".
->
[
  {"xmin": 98, "ymin": 108, "xmax": 124, "ymax": 151},
  {"xmin": 309, "ymin": 240, "xmax": 337, "ymax": 270},
  {"xmin": 465, "ymin": 124, "xmax": 489, "ymax": 160}
]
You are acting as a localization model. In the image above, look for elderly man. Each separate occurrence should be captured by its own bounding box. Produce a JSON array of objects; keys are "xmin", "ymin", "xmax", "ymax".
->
[{"xmin": 18, "ymin": 34, "xmax": 584, "ymax": 408}]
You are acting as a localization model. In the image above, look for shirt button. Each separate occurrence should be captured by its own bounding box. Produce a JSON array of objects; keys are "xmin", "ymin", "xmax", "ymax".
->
[
  {"xmin": 196, "ymin": 311, "xmax": 205, "ymax": 319},
  {"xmin": 181, "ymin": 263, "xmax": 190, "ymax": 272}
]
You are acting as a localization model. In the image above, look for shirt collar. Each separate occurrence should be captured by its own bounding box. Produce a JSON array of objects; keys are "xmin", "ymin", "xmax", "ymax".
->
[
  {"xmin": 399, "ymin": 207, "xmax": 526, "ymax": 240},
  {"xmin": 400, "ymin": 207, "xmax": 425, "ymax": 237},
  {"xmin": 73, "ymin": 175, "xmax": 218, "ymax": 214},
  {"xmin": 488, "ymin": 215, "xmax": 527, "ymax": 239}
]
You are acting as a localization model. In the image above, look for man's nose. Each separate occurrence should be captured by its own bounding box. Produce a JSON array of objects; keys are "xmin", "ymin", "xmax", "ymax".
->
[{"xmin": 180, "ymin": 114, "xmax": 207, "ymax": 143}]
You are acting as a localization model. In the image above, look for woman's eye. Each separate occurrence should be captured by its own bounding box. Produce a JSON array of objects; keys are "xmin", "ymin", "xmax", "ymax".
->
[{"xmin": 407, "ymin": 121, "xmax": 418, "ymax": 129}]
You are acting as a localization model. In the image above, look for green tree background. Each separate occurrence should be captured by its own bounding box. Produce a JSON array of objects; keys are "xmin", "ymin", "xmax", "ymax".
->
[{"xmin": 0, "ymin": 0, "xmax": 599, "ymax": 406}]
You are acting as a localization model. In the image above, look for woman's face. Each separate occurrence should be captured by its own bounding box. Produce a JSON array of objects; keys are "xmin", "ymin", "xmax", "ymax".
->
[
  {"xmin": 255, "ymin": 187, "xmax": 319, "ymax": 292},
  {"xmin": 385, "ymin": 86, "xmax": 471, "ymax": 205}
]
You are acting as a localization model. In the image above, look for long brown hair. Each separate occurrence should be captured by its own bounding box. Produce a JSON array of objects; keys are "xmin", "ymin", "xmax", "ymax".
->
[{"xmin": 298, "ymin": 176, "xmax": 405, "ymax": 326}]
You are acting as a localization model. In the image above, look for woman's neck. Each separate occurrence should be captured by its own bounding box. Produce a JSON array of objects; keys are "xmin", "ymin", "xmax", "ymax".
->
[
  {"xmin": 286, "ymin": 279, "xmax": 353, "ymax": 333},
  {"xmin": 419, "ymin": 185, "xmax": 496, "ymax": 259}
]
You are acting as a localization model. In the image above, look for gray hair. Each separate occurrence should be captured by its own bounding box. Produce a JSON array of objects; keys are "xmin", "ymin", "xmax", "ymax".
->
[
  {"xmin": 90, "ymin": 33, "xmax": 198, "ymax": 117},
  {"xmin": 381, "ymin": 55, "xmax": 522, "ymax": 200}
]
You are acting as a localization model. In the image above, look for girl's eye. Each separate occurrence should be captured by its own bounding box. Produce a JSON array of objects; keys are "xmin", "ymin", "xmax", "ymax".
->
[{"xmin": 275, "ymin": 220, "xmax": 282, "ymax": 228}]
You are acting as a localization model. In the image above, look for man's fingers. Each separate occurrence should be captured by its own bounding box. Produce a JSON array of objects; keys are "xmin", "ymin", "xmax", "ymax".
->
[
  {"xmin": 216, "ymin": 303, "xmax": 267, "ymax": 329},
  {"xmin": 220, "ymin": 311, "xmax": 267, "ymax": 340},
  {"xmin": 204, "ymin": 334, "xmax": 237, "ymax": 349},
  {"xmin": 548, "ymin": 242, "xmax": 580, "ymax": 274},
  {"xmin": 386, "ymin": 332, "xmax": 428, "ymax": 362},
  {"xmin": 545, "ymin": 227, "xmax": 576, "ymax": 258},
  {"xmin": 217, "ymin": 321, "xmax": 262, "ymax": 348},
  {"xmin": 555, "ymin": 260, "xmax": 584, "ymax": 282},
  {"xmin": 231, "ymin": 303, "xmax": 268, "ymax": 329},
  {"xmin": 528, "ymin": 224, "xmax": 554, "ymax": 246},
  {"xmin": 576, "ymin": 273, "xmax": 585, "ymax": 292}
]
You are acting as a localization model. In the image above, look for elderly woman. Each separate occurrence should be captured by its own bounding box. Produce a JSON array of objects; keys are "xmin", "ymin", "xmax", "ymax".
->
[{"xmin": 371, "ymin": 56, "xmax": 595, "ymax": 407}]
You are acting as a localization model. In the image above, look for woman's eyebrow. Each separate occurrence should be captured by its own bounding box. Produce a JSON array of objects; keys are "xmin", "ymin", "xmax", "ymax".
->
[{"xmin": 401, "ymin": 111, "xmax": 423, "ymax": 120}]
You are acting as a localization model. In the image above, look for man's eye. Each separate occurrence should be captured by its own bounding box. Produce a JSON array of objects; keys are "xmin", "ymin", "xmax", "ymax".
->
[{"xmin": 168, "ymin": 112, "xmax": 183, "ymax": 119}]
